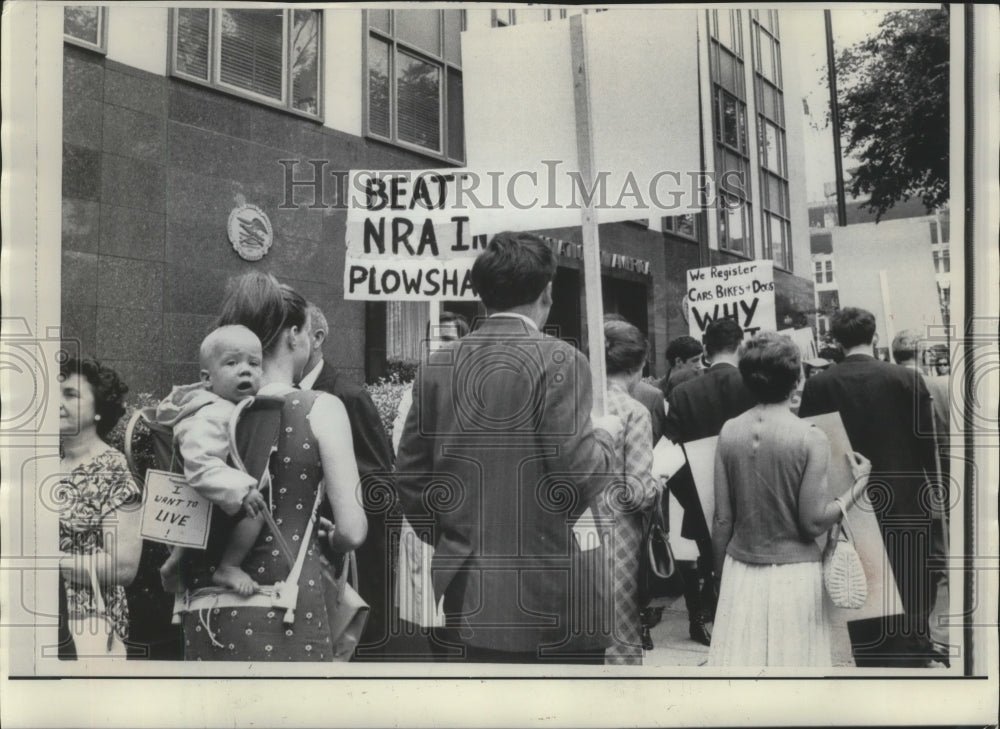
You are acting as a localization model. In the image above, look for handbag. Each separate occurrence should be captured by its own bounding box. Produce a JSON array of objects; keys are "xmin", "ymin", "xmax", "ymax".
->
[
  {"xmin": 637, "ymin": 491, "xmax": 677, "ymax": 607},
  {"xmin": 67, "ymin": 556, "xmax": 127, "ymax": 658},
  {"xmin": 822, "ymin": 500, "xmax": 868, "ymax": 609},
  {"xmin": 320, "ymin": 551, "xmax": 370, "ymax": 661}
]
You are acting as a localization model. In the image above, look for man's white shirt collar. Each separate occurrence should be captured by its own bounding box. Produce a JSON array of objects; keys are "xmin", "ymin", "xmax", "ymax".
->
[
  {"xmin": 299, "ymin": 359, "xmax": 324, "ymax": 390},
  {"xmin": 489, "ymin": 312, "xmax": 539, "ymax": 331}
]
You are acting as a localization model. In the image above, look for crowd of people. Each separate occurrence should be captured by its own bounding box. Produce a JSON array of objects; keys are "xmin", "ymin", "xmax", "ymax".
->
[{"xmin": 56, "ymin": 231, "xmax": 950, "ymax": 667}]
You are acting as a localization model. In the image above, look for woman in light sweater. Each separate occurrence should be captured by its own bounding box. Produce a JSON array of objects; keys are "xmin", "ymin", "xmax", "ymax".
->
[{"xmin": 708, "ymin": 332, "xmax": 871, "ymax": 667}]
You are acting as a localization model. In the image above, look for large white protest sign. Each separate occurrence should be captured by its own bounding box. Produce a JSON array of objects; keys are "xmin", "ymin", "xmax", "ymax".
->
[
  {"xmin": 140, "ymin": 470, "xmax": 213, "ymax": 549},
  {"xmin": 461, "ymin": 9, "xmax": 703, "ymax": 229},
  {"xmin": 686, "ymin": 260, "xmax": 777, "ymax": 338}
]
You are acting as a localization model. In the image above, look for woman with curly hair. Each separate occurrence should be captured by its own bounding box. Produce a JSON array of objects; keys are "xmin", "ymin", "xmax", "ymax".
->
[{"xmin": 57, "ymin": 357, "xmax": 142, "ymax": 659}]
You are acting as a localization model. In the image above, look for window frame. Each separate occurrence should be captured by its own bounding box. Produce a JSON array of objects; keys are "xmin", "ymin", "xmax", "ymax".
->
[
  {"xmin": 169, "ymin": 8, "xmax": 324, "ymax": 121},
  {"xmin": 364, "ymin": 9, "xmax": 466, "ymax": 164},
  {"xmin": 64, "ymin": 5, "xmax": 108, "ymax": 54},
  {"xmin": 662, "ymin": 213, "xmax": 702, "ymax": 243},
  {"xmin": 751, "ymin": 12, "xmax": 791, "ymax": 271}
]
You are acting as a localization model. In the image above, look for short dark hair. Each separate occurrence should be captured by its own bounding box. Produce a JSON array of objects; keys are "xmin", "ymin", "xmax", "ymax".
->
[
  {"xmin": 891, "ymin": 329, "xmax": 920, "ymax": 364},
  {"xmin": 604, "ymin": 320, "xmax": 648, "ymax": 375},
  {"xmin": 830, "ymin": 307, "xmax": 876, "ymax": 349},
  {"xmin": 738, "ymin": 332, "xmax": 801, "ymax": 403},
  {"xmin": 702, "ymin": 318, "xmax": 743, "ymax": 358},
  {"xmin": 665, "ymin": 335, "xmax": 703, "ymax": 366},
  {"xmin": 59, "ymin": 357, "xmax": 129, "ymax": 439},
  {"xmin": 818, "ymin": 343, "xmax": 844, "ymax": 364},
  {"xmin": 217, "ymin": 272, "xmax": 309, "ymax": 354},
  {"xmin": 470, "ymin": 232, "xmax": 557, "ymax": 311}
]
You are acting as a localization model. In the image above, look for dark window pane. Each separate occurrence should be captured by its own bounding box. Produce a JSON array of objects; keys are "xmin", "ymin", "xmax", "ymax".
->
[
  {"xmin": 756, "ymin": 33, "xmax": 771, "ymax": 82},
  {"xmin": 767, "ymin": 174, "xmax": 784, "ymax": 214},
  {"xmin": 219, "ymin": 9, "xmax": 284, "ymax": 100},
  {"xmin": 942, "ymin": 250, "xmax": 950, "ymax": 273},
  {"xmin": 720, "ymin": 51, "xmax": 737, "ymax": 95},
  {"xmin": 176, "ymin": 9, "xmax": 210, "ymax": 79},
  {"xmin": 291, "ymin": 10, "xmax": 320, "ymax": 114},
  {"xmin": 65, "ymin": 6, "xmax": 100, "ymax": 45},
  {"xmin": 397, "ymin": 50, "xmax": 441, "ymax": 151},
  {"xmin": 369, "ymin": 8, "xmax": 390, "ymax": 33},
  {"xmin": 675, "ymin": 214, "xmax": 697, "ymax": 239},
  {"xmin": 447, "ymin": 68, "xmax": 464, "ymax": 160},
  {"xmin": 395, "ymin": 9, "xmax": 441, "ymax": 56},
  {"xmin": 443, "ymin": 9, "xmax": 463, "ymax": 65},
  {"xmin": 721, "ymin": 201, "xmax": 750, "ymax": 255},
  {"xmin": 722, "ymin": 95, "xmax": 739, "ymax": 148},
  {"xmin": 368, "ymin": 38, "xmax": 391, "ymax": 137}
]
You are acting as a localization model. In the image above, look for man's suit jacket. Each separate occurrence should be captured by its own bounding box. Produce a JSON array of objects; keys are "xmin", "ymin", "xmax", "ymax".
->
[
  {"xmin": 395, "ymin": 316, "xmax": 615, "ymax": 653},
  {"xmin": 799, "ymin": 354, "xmax": 937, "ymax": 520},
  {"xmin": 311, "ymin": 360, "xmax": 394, "ymax": 478},
  {"xmin": 663, "ymin": 362, "xmax": 756, "ymax": 540}
]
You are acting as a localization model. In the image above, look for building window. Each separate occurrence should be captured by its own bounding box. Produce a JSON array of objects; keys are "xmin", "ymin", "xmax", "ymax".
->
[
  {"xmin": 65, "ymin": 6, "xmax": 107, "ymax": 53},
  {"xmin": 663, "ymin": 213, "xmax": 702, "ymax": 242},
  {"xmin": 367, "ymin": 9, "xmax": 465, "ymax": 163},
  {"xmin": 933, "ymin": 249, "xmax": 950, "ymax": 274},
  {"xmin": 825, "ymin": 259, "xmax": 833, "ymax": 282},
  {"xmin": 171, "ymin": 8, "xmax": 322, "ymax": 118},
  {"xmin": 492, "ymin": 9, "xmax": 516, "ymax": 27},
  {"xmin": 544, "ymin": 9, "xmax": 569, "ymax": 21},
  {"xmin": 752, "ymin": 13, "xmax": 791, "ymax": 270},
  {"xmin": 708, "ymin": 10, "xmax": 753, "ymax": 258}
]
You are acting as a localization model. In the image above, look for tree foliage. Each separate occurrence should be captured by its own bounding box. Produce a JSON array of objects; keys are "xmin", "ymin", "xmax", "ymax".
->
[{"xmin": 836, "ymin": 8, "xmax": 949, "ymax": 221}]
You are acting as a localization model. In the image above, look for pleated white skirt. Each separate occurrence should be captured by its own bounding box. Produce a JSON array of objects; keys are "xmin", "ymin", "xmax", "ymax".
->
[{"xmin": 708, "ymin": 554, "xmax": 832, "ymax": 667}]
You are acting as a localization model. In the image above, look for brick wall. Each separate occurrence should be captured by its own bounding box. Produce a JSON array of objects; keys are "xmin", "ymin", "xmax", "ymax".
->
[{"xmin": 61, "ymin": 45, "xmax": 440, "ymax": 400}]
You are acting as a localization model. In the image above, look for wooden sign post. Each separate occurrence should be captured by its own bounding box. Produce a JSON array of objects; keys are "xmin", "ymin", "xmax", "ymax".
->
[{"xmin": 569, "ymin": 13, "xmax": 607, "ymax": 415}]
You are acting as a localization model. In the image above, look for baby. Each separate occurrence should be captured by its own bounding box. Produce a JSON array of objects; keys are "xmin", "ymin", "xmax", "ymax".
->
[{"xmin": 156, "ymin": 325, "xmax": 269, "ymax": 596}]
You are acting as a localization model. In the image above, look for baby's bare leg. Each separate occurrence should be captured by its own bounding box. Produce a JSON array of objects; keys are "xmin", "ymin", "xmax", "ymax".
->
[
  {"xmin": 212, "ymin": 515, "xmax": 265, "ymax": 596},
  {"xmin": 159, "ymin": 547, "xmax": 186, "ymax": 592}
]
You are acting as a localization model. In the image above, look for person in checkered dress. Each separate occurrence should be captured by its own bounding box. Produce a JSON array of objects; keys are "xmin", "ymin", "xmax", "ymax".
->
[{"xmin": 599, "ymin": 319, "xmax": 663, "ymax": 665}]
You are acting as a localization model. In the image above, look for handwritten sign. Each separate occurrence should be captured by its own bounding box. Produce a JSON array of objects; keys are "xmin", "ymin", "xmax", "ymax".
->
[
  {"xmin": 139, "ymin": 469, "xmax": 213, "ymax": 549},
  {"xmin": 686, "ymin": 260, "xmax": 776, "ymax": 338},
  {"xmin": 344, "ymin": 170, "xmax": 488, "ymax": 301}
]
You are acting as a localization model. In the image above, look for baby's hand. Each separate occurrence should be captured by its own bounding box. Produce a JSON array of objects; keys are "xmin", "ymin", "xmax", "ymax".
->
[{"xmin": 243, "ymin": 488, "xmax": 266, "ymax": 518}]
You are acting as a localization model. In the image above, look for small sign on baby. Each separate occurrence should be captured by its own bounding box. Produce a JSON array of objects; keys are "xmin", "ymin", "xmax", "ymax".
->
[{"xmin": 140, "ymin": 469, "xmax": 213, "ymax": 549}]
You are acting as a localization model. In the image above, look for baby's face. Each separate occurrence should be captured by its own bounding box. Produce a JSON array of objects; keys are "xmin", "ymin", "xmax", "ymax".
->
[{"xmin": 206, "ymin": 342, "xmax": 263, "ymax": 403}]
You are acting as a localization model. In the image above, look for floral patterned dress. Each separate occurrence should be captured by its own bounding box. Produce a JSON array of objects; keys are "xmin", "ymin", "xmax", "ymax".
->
[
  {"xmin": 59, "ymin": 448, "xmax": 141, "ymax": 644},
  {"xmin": 182, "ymin": 388, "xmax": 336, "ymax": 661}
]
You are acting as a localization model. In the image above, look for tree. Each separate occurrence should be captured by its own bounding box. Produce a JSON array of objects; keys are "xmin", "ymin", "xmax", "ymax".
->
[{"xmin": 836, "ymin": 8, "xmax": 949, "ymax": 221}]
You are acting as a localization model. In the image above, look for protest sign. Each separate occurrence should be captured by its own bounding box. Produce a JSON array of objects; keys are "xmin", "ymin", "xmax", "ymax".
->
[
  {"xmin": 344, "ymin": 169, "xmax": 488, "ymax": 301},
  {"xmin": 139, "ymin": 469, "xmax": 213, "ymax": 549},
  {"xmin": 806, "ymin": 412, "xmax": 904, "ymax": 621},
  {"xmin": 686, "ymin": 260, "xmax": 777, "ymax": 339}
]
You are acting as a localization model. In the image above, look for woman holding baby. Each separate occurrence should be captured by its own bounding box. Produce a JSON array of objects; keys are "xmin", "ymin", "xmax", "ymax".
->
[{"xmin": 179, "ymin": 272, "xmax": 367, "ymax": 661}]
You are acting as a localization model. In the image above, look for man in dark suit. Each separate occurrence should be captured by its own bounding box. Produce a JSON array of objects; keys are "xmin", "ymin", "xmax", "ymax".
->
[
  {"xmin": 800, "ymin": 308, "xmax": 938, "ymax": 668},
  {"xmin": 396, "ymin": 232, "xmax": 621, "ymax": 663},
  {"xmin": 300, "ymin": 304, "xmax": 396, "ymax": 659},
  {"xmin": 663, "ymin": 318, "xmax": 756, "ymax": 645}
]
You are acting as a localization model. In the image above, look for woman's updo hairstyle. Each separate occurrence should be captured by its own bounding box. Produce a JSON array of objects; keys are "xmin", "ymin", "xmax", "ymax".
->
[
  {"xmin": 59, "ymin": 357, "xmax": 129, "ymax": 439},
  {"xmin": 217, "ymin": 272, "xmax": 308, "ymax": 354},
  {"xmin": 604, "ymin": 319, "xmax": 648, "ymax": 375},
  {"xmin": 738, "ymin": 331, "xmax": 802, "ymax": 403}
]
